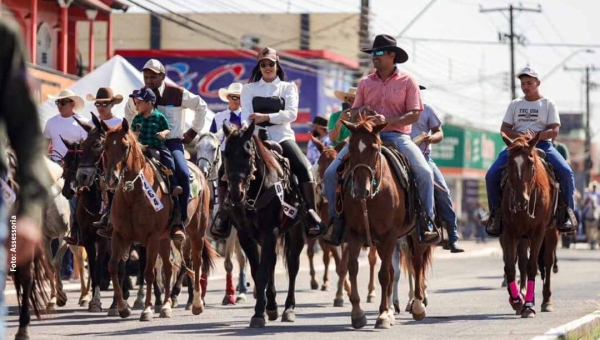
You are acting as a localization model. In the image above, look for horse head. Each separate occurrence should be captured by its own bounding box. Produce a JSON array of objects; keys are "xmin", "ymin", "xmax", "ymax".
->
[
  {"xmin": 222, "ymin": 120, "xmax": 256, "ymax": 204},
  {"xmin": 502, "ymin": 131, "xmax": 542, "ymax": 211},
  {"xmin": 59, "ymin": 136, "xmax": 82, "ymax": 199},
  {"xmin": 75, "ymin": 113, "xmax": 105, "ymax": 188},
  {"xmin": 342, "ymin": 113, "xmax": 387, "ymax": 200},
  {"xmin": 196, "ymin": 132, "xmax": 221, "ymax": 180},
  {"xmin": 103, "ymin": 119, "xmax": 138, "ymax": 191}
]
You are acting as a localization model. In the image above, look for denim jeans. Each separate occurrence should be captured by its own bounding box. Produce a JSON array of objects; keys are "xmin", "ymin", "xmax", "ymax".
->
[
  {"xmin": 324, "ymin": 145, "xmax": 349, "ymax": 219},
  {"xmin": 485, "ymin": 140, "xmax": 575, "ymax": 211},
  {"xmin": 165, "ymin": 139, "xmax": 191, "ymax": 222},
  {"xmin": 426, "ymin": 154, "xmax": 459, "ymax": 244}
]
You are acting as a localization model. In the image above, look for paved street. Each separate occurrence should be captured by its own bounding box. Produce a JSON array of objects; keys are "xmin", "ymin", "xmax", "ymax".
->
[{"xmin": 6, "ymin": 240, "xmax": 600, "ymax": 340}]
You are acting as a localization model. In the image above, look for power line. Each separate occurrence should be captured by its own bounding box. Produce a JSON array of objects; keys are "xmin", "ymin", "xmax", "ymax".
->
[{"xmin": 401, "ymin": 36, "xmax": 600, "ymax": 48}]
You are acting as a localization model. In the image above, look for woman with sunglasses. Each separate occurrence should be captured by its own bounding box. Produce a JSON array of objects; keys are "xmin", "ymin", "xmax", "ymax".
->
[{"xmin": 212, "ymin": 47, "xmax": 324, "ymax": 239}]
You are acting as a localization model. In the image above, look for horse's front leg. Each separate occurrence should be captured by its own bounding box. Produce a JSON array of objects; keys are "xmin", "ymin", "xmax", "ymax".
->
[
  {"xmin": 502, "ymin": 233, "xmax": 523, "ymax": 313},
  {"xmin": 223, "ymin": 231, "xmax": 237, "ymax": 305},
  {"xmin": 261, "ymin": 228, "xmax": 279, "ymax": 325},
  {"xmin": 282, "ymin": 223, "xmax": 305, "ymax": 322},
  {"xmin": 391, "ymin": 240, "xmax": 402, "ymax": 315},
  {"xmin": 333, "ymin": 244, "xmax": 349, "ymax": 307},
  {"xmin": 410, "ymin": 241, "xmax": 428, "ymax": 321},
  {"xmin": 375, "ymin": 239, "xmax": 395, "ymax": 329},
  {"xmin": 305, "ymin": 237, "xmax": 319, "ymax": 290},
  {"xmin": 140, "ymin": 236, "xmax": 160, "ymax": 322},
  {"xmin": 521, "ymin": 228, "xmax": 546, "ymax": 318},
  {"xmin": 235, "ymin": 232, "xmax": 248, "ymax": 303},
  {"xmin": 44, "ymin": 240, "xmax": 58, "ymax": 310},
  {"xmin": 319, "ymin": 238, "xmax": 332, "ymax": 291},
  {"xmin": 108, "ymin": 233, "xmax": 131, "ymax": 318},
  {"xmin": 347, "ymin": 232, "xmax": 367, "ymax": 329},
  {"xmin": 71, "ymin": 245, "xmax": 91, "ymax": 307},
  {"xmin": 53, "ymin": 239, "xmax": 69, "ymax": 307},
  {"xmin": 517, "ymin": 239, "xmax": 529, "ymax": 296},
  {"xmin": 542, "ymin": 230, "xmax": 559, "ymax": 312},
  {"xmin": 367, "ymin": 246, "xmax": 377, "ymax": 303},
  {"xmin": 158, "ymin": 239, "xmax": 173, "ymax": 318}
]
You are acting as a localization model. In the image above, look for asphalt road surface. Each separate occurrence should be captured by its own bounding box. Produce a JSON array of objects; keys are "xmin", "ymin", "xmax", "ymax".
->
[{"xmin": 6, "ymin": 240, "xmax": 600, "ymax": 340}]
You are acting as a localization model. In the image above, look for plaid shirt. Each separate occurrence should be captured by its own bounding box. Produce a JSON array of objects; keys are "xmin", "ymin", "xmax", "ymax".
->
[{"xmin": 131, "ymin": 109, "xmax": 170, "ymax": 147}]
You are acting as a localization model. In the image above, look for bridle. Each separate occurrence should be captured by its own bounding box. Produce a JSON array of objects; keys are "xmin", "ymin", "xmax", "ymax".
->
[
  {"xmin": 348, "ymin": 144, "xmax": 383, "ymax": 200},
  {"xmin": 508, "ymin": 152, "xmax": 538, "ymax": 219}
]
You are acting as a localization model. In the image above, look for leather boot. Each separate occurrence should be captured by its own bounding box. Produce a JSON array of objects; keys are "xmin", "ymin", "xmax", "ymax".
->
[
  {"xmin": 64, "ymin": 223, "xmax": 83, "ymax": 246},
  {"xmin": 557, "ymin": 206, "xmax": 577, "ymax": 233},
  {"xmin": 419, "ymin": 220, "xmax": 439, "ymax": 245},
  {"xmin": 485, "ymin": 208, "xmax": 502, "ymax": 237},
  {"xmin": 93, "ymin": 211, "xmax": 110, "ymax": 229},
  {"xmin": 301, "ymin": 182, "xmax": 325, "ymax": 238},
  {"xmin": 169, "ymin": 175, "xmax": 183, "ymax": 196},
  {"xmin": 210, "ymin": 185, "xmax": 232, "ymax": 239},
  {"xmin": 170, "ymin": 196, "xmax": 185, "ymax": 243},
  {"xmin": 97, "ymin": 224, "xmax": 113, "ymax": 239},
  {"xmin": 323, "ymin": 215, "xmax": 345, "ymax": 246}
]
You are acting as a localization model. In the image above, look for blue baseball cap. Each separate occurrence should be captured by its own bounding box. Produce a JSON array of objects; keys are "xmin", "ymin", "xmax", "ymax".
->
[{"xmin": 129, "ymin": 87, "xmax": 156, "ymax": 102}]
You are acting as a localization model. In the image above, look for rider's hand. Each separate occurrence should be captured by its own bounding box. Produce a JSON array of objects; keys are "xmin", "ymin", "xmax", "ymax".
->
[
  {"xmin": 340, "ymin": 110, "xmax": 352, "ymax": 122},
  {"xmin": 249, "ymin": 113, "xmax": 270, "ymax": 124},
  {"xmin": 371, "ymin": 114, "xmax": 387, "ymax": 126},
  {"xmin": 156, "ymin": 131, "xmax": 166, "ymax": 140},
  {"xmin": 522, "ymin": 129, "xmax": 536, "ymax": 139}
]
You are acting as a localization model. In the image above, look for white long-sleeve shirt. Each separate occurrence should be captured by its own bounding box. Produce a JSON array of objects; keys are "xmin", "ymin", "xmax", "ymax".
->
[
  {"xmin": 241, "ymin": 78, "xmax": 298, "ymax": 143},
  {"xmin": 125, "ymin": 82, "xmax": 208, "ymax": 139}
]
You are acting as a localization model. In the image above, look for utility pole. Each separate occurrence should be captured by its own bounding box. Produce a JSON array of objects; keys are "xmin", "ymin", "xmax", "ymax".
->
[
  {"xmin": 565, "ymin": 65, "xmax": 598, "ymax": 187},
  {"xmin": 356, "ymin": 0, "xmax": 370, "ymax": 83},
  {"xmin": 480, "ymin": 4, "xmax": 542, "ymax": 100}
]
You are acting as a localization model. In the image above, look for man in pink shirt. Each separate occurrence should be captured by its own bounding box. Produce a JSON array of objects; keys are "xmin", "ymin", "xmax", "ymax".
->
[{"xmin": 323, "ymin": 34, "xmax": 438, "ymax": 246}]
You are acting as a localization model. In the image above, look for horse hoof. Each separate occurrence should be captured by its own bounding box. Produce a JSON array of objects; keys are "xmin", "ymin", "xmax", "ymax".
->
[
  {"xmin": 351, "ymin": 313, "xmax": 367, "ymax": 329},
  {"xmin": 140, "ymin": 308, "xmax": 153, "ymax": 321},
  {"xmin": 79, "ymin": 299, "xmax": 90, "ymax": 308},
  {"xmin": 388, "ymin": 311, "xmax": 396, "ymax": 326},
  {"xmin": 172, "ymin": 298, "xmax": 178, "ymax": 308},
  {"xmin": 521, "ymin": 307, "xmax": 536, "ymax": 318},
  {"xmin": 107, "ymin": 307, "xmax": 119, "ymax": 317},
  {"xmin": 423, "ymin": 297, "xmax": 428, "ymax": 307},
  {"xmin": 375, "ymin": 315, "xmax": 391, "ymax": 329},
  {"xmin": 266, "ymin": 308, "xmax": 279, "ymax": 321},
  {"xmin": 57, "ymin": 297, "xmax": 67, "ymax": 307},
  {"xmin": 185, "ymin": 302, "xmax": 193, "ymax": 311},
  {"xmin": 310, "ymin": 280, "xmax": 319, "ymax": 290},
  {"xmin": 15, "ymin": 331, "xmax": 29, "ymax": 340},
  {"xmin": 133, "ymin": 299, "xmax": 145, "ymax": 309},
  {"xmin": 510, "ymin": 301, "xmax": 524, "ymax": 312},
  {"xmin": 412, "ymin": 310, "xmax": 426, "ymax": 321},
  {"xmin": 119, "ymin": 307, "xmax": 132, "ymax": 319},
  {"xmin": 405, "ymin": 301, "xmax": 413, "ymax": 313},
  {"xmin": 46, "ymin": 302, "xmax": 56, "ymax": 312},
  {"xmin": 159, "ymin": 307, "xmax": 172, "ymax": 318},
  {"xmin": 192, "ymin": 304, "xmax": 204, "ymax": 315},
  {"xmin": 282, "ymin": 309, "xmax": 295, "ymax": 322},
  {"xmin": 541, "ymin": 303, "xmax": 554, "ymax": 312},
  {"xmin": 320, "ymin": 284, "xmax": 329, "ymax": 291},
  {"xmin": 222, "ymin": 295, "xmax": 236, "ymax": 306},
  {"xmin": 88, "ymin": 303, "xmax": 102, "ymax": 313},
  {"xmin": 236, "ymin": 294, "xmax": 247, "ymax": 303},
  {"xmin": 393, "ymin": 301, "xmax": 401, "ymax": 315},
  {"xmin": 333, "ymin": 298, "xmax": 344, "ymax": 307},
  {"xmin": 154, "ymin": 304, "xmax": 163, "ymax": 313},
  {"xmin": 250, "ymin": 316, "xmax": 266, "ymax": 328},
  {"xmin": 553, "ymin": 266, "xmax": 559, "ymax": 274},
  {"xmin": 367, "ymin": 293, "xmax": 376, "ymax": 303}
]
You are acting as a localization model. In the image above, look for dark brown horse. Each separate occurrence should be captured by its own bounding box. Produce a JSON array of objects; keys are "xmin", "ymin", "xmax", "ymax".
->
[
  {"xmin": 500, "ymin": 132, "xmax": 557, "ymax": 318},
  {"xmin": 338, "ymin": 114, "xmax": 433, "ymax": 329}
]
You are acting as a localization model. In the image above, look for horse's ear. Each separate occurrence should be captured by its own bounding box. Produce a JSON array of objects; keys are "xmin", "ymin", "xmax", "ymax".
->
[
  {"xmin": 372, "ymin": 122, "xmax": 388, "ymax": 134},
  {"xmin": 59, "ymin": 135, "xmax": 72, "ymax": 149},
  {"xmin": 100, "ymin": 119, "xmax": 111, "ymax": 133},
  {"xmin": 501, "ymin": 132, "xmax": 513, "ymax": 147},
  {"xmin": 528, "ymin": 131, "xmax": 541, "ymax": 149},
  {"xmin": 334, "ymin": 140, "xmax": 347, "ymax": 153},
  {"xmin": 73, "ymin": 115, "xmax": 93, "ymax": 133},
  {"xmin": 310, "ymin": 134, "xmax": 325, "ymax": 153},
  {"xmin": 121, "ymin": 118, "xmax": 129, "ymax": 134},
  {"xmin": 223, "ymin": 121, "xmax": 233, "ymax": 137},
  {"xmin": 90, "ymin": 113, "xmax": 103, "ymax": 131},
  {"xmin": 243, "ymin": 120, "xmax": 256, "ymax": 140},
  {"xmin": 341, "ymin": 120, "xmax": 358, "ymax": 133}
]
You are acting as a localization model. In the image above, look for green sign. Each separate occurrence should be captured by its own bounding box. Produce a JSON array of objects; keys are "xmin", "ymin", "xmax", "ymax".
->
[{"xmin": 430, "ymin": 124, "xmax": 505, "ymax": 171}]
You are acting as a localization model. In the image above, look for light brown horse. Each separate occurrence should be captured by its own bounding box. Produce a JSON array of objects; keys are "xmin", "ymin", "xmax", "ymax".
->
[
  {"xmin": 338, "ymin": 115, "xmax": 433, "ymax": 329},
  {"xmin": 102, "ymin": 119, "xmax": 215, "ymax": 321},
  {"xmin": 500, "ymin": 132, "xmax": 557, "ymax": 318}
]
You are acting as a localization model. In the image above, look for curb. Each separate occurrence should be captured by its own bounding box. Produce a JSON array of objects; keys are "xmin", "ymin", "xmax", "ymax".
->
[{"xmin": 530, "ymin": 310, "xmax": 600, "ymax": 340}]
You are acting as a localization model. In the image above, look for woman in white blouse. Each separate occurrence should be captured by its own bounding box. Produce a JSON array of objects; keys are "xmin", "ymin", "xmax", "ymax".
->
[{"xmin": 241, "ymin": 47, "xmax": 324, "ymax": 238}]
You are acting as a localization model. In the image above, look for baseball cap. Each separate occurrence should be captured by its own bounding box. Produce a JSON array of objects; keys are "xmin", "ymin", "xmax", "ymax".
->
[
  {"xmin": 142, "ymin": 59, "xmax": 165, "ymax": 74},
  {"xmin": 516, "ymin": 66, "xmax": 539, "ymax": 79},
  {"xmin": 129, "ymin": 87, "xmax": 156, "ymax": 102},
  {"xmin": 257, "ymin": 47, "xmax": 278, "ymax": 62}
]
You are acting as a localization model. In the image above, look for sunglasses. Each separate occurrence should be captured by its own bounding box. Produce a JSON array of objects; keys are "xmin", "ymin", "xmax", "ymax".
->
[
  {"xmin": 94, "ymin": 102, "xmax": 112, "ymax": 107},
  {"xmin": 260, "ymin": 61, "xmax": 276, "ymax": 68},
  {"xmin": 370, "ymin": 50, "xmax": 389, "ymax": 57},
  {"xmin": 228, "ymin": 95, "xmax": 240, "ymax": 101},
  {"xmin": 55, "ymin": 99, "xmax": 74, "ymax": 106}
]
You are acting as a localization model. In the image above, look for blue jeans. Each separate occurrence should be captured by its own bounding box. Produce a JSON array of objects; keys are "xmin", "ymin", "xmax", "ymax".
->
[
  {"xmin": 165, "ymin": 139, "xmax": 190, "ymax": 222},
  {"xmin": 485, "ymin": 140, "xmax": 575, "ymax": 211},
  {"xmin": 426, "ymin": 155, "xmax": 459, "ymax": 244},
  {"xmin": 324, "ymin": 132, "xmax": 435, "ymax": 232}
]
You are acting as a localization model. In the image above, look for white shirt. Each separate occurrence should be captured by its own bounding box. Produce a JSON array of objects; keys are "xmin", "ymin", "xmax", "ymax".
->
[
  {"xmin": 241, "ymin": 78, "xmax": 299, "ymax": 143},
  {"xmin": 211, "ymin": 108, "xmax": 242, "ymax": 150},
  {"xmin": 101, "ymin": 116, "xmax": 123, "ymax": 129},
  {"xmin": 124, "ymin": 82, "xmax": 208, "ymax": 139},
  {"xmin": 503, "ymin": 97, "xmax": 560, "ymax": 141},
  {"xmin": 43, "ymin": 113, "xmax": 88, "ymax": 162}
]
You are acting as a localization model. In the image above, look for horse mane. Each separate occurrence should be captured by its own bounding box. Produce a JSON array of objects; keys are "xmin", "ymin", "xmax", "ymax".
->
[
  {"xmin": 507, "ymin": 136, "xmax": 551, "ymax": 193},
  {"xmin": 353, "ymin": 114, "xmax": 382, "ymax": 144},
  {"xmin": 107, "ymin": 124, "xmax": 146, "ymax": 169},
  {"xmin": 252, "ymin": 135, "xmax": 284, "ymax": 177}
]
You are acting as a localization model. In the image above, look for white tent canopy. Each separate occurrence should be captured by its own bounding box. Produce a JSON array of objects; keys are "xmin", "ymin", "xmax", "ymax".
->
[{"xmin": 37, "ymin": 55, "xmax": 214, "ymax": 133}]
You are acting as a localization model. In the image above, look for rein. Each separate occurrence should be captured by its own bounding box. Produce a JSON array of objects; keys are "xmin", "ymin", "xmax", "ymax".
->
[{"xmin": 507, "ymin": 158, "xmax": 539, "ymax": 219}]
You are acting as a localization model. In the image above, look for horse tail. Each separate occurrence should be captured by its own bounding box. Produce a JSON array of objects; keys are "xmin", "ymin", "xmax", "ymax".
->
[
  {"xmin": 14, "ymin": 249, "xmax": 53, "ymax": 320},
  {"xmin": 201, "ymin": 237, "xmax": 218, "ymax": 275},
  {"xmin": 421, "ymin": 244, "xmax": 434, "ymax": 278}
]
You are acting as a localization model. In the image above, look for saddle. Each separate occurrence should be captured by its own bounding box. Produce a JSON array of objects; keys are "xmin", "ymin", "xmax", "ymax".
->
[{"xmin": 144, "ymin": 148, "xmax": 202, "ymax": 200}]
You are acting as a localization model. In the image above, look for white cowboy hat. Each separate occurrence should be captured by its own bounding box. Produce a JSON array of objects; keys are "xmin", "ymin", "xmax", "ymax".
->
[
  {"xmin": 47, "ymin": 89, "xmax": 85, "ymax": 112},
  {"xmin": 218, "ymin": 83, "xmax": 243, "ymax": 103},
  {"xmin": 334, "ymin": 87, "xmax": 357, "ymax": 101}
]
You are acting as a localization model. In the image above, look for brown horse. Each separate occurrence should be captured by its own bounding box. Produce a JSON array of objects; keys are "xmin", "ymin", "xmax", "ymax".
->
[
  {"xmin": 338, "ymin": 115, "xmax": 433, "ymax": 329},
  {"xmin": 102, "ymin": 119, "xmax": 215, "ymax": 321},
  {"xmin": 500, "ymin": 132, "xmax": 557, "ymax": 318}
]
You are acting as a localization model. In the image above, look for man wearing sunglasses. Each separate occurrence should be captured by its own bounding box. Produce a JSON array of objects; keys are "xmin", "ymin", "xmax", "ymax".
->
[
  {"xmin": 86, "ymin": 87, "xmax": 124, "ymax": 129},
  {"xmin": 208, "ymin": 83, "xmax": 243, "ymax": 237}
]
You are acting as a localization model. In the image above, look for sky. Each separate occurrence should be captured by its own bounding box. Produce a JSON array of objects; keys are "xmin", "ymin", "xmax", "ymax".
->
[{"xmin": 124, "ymin": 0, "xmax": 600, "ymax": 134}]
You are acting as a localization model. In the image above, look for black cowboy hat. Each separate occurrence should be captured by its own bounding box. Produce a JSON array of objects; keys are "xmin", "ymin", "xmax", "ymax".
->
[
  {"xmin": 310, "ymin": 116, "xmax": 329, "ymax": 129},
  {"xmin": 419, "ymin": 85, "xmax": 426, "ymax": 90},
  {"xmin": 361, "ymin": 34, "xmax": 409, "ymax": 64}
]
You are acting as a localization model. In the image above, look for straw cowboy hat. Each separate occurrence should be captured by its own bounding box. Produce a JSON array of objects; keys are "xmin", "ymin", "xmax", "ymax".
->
[
  {"xmin": 47, "ymin": 89, "xmax": 85, "ymax": 112},
  {"xmin": 361, "ymin": 34, "xmax": 409, "ymax": 64},
  {"xmin": 334, "ymin": 87, "xmax": 357, "ymax": 101},
  {"xmin": 86, "ymin": 87, "xmax": 123, "ymax": 104},
  {"xmin": 218, "ymin": 83, "xmax": 243, "ymax": 103}
]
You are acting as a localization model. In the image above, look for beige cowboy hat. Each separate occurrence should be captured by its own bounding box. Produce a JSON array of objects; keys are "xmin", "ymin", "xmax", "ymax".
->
[
  {"xmin": 218, "ymin": 83, "xmax": 243, "ymax": 103},
  {"xmin": 334, "ymin": 87, "xmax": 357, "ymax": 101},
  {"xmin": 86, "ymin": 87, "xmax": 123, "ymax": 104},
  {"xmin": 47, "ymin": 89, "xmax": 85, "ymax": 112},
  {"xmin": 588, "ymin": 180, "xmax": 600, "ymax": 190}
]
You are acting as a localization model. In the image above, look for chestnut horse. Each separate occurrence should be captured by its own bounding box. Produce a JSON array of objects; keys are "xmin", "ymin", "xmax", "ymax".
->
[
  {"xmin": 102, "ymin": 119, "xmax": 215, "ymax": 321},
  {"xmin": 338, "ymin": 115, "xmax": 433, "ymax": 329},
  {"xmin": 500, "ymin": 132, "xmax": 557, "ymax": 318}
]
